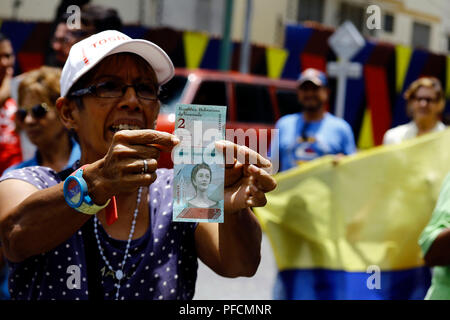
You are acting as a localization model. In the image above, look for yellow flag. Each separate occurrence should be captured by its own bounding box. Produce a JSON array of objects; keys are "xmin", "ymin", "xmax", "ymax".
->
[
  {"xmin": 266, "ymin": 47, "xmax": 288, "ymax": 79},
  {"xmin": 395, "ymin": 45, "xmax": 412, "ymax": 93},
  {"xmin": 183, "ymin": 31, "xmax": 209, "ymax": 69},
  {"xmin": 357, "ymin": 108, "xmax": 374, "ymax": 149},
  {"xmin": 255, "ymin": 128, "xmax": 450, "ymax": 272}
]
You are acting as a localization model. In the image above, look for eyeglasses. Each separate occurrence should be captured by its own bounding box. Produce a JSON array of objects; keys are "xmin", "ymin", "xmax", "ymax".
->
[
  {"xmin": 51, "ymin": 30, "xmax": 90, "ymax": 45},
  {"xmin": 412, "ymin": 96, "xmax": 439, "ymax": 104},
  {"xmin": 51, "ymin": 36, "xmax": 72, "ymax": 45},
  {"xmin": 16, "ymin": 103, "xmax": 50, "ymax": 122},
  {"xmin": 69, "ymin": 81, "xmax": 159, "ymax": 101}
]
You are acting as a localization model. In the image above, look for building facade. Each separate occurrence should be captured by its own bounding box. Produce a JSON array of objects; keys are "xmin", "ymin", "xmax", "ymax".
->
[{"xmin": 0, "ymin": 0, "xmax": 449, "ymax": 53}]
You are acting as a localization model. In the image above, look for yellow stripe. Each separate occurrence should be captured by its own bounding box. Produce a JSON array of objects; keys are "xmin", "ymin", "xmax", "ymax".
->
[
  {"xmin": 183, "ymin": 31, "xmax": 209, "ymax": 69},
  {"xmin": 395, "ymin": 45, "xmax": 412, "ymax": 93},
  {"xmin": 266, "ymin": 47, "xmax": 288, "ymax": 79},
  {"xmin": 255, "ymin": 128, "xmax": 450, "ymax": 271},
  {"xmin": 357, "ymin": 108, "xmax": 374, "ymax": 149},
  {"xmin": 446, "ymin": 56, "xmax": 450, "ymax": 98}
]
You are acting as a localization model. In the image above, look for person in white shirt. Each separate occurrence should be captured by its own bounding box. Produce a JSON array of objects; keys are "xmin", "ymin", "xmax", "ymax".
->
[{"xmin": 383, "ymin": 77, "xmax": 446, "ymax": 145}]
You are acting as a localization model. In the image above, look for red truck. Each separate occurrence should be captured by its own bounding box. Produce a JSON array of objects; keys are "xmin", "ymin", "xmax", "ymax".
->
[{"xmin": 155, "ymin": 68, "xmax": 299, "ymax": 168}]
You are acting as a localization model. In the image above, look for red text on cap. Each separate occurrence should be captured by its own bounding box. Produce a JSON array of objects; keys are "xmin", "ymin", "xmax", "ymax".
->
[{"xmin": 91, "ymin": 35, "xmax": 128, "ymax": 49}]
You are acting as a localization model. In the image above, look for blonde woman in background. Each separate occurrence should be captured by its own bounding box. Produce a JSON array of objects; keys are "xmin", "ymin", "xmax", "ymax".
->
[
  {"xmin": 383, "ymin": 77, "xmax": 446, "ymax": 145},
  {"xmin": 4, "ymin": 66, "xmax": 80, "ymax": 174}
]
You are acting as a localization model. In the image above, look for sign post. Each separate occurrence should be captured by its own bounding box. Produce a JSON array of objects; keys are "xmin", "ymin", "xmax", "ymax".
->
[{"xmin": 327, "ymin": 21, "xmax": 365, "ymax": 119}]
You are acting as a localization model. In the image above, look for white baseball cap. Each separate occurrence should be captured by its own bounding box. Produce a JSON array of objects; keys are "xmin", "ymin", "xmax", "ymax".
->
[
  {"xmin": 297, "ymin": 68, "xmax": 327, "ymax": 87},
  {"xmin": 60, "ymin": 30, "xmax": 174, "ymax": 97}
]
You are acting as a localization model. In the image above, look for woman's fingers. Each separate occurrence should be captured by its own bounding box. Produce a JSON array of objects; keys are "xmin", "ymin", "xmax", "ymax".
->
[
  {"xmin": 121, "ymin": 171, "xmax": 158, "ymax": 187},
  {"xmin": 246, "ymin": 164, "xmax": 277, "ymax": 192},
  {"xmin": 246, "ymin": 190, "xmax": 267, "ymax": 207},
  {"xmin": 113, "ymin": 129, "xmax": 179, "ymax": 149},
  {"xmin": 121, "ymin": 158, "xmax": 158, "ymax": 175},
  {"xmin": 215, "ymin": 140, "xmax": 271, "ymax": 168},
  {"xmin": 111, "ymin": 143, "xmax": 161, "ymax": 160},
  {"xmin": 97, "ymin": 130, "xmax": 177, "ymax": 195}
]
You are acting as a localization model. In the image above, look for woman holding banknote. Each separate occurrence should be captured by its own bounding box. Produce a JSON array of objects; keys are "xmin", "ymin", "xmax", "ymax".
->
[{"xmin": 0, "ymin": 30, "xmax": 276, "ymax": 300}]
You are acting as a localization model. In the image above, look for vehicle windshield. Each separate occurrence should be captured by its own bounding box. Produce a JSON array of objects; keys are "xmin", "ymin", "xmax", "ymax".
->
[{"xmin": 160, "ymin": 75, "xmax": 188, "ymax": 113}]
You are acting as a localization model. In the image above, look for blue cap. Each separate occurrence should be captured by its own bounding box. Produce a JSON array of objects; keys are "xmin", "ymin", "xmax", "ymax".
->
[{"xmin": 297, "ymin": 68, "xmax": 327, "ymax": 87}]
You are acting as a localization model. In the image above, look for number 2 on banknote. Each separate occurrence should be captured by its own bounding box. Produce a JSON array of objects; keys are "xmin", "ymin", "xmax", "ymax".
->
[{"xmin": 177, "ymin": 118, "xmax": 185, "ymax": 128}]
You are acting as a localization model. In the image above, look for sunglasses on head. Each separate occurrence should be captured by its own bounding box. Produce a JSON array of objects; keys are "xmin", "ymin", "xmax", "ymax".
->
[{"xmin": 16, "ymin": 103, "xmax": 50, "ymax": 122}]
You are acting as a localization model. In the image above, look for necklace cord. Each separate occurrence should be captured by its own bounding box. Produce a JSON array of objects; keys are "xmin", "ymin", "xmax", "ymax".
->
[{"xmin": 93, "ymin": 186, "xmax": 143, "ymax": 300}]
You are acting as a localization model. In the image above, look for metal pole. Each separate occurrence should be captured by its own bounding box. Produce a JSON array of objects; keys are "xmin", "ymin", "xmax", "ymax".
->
[
  {"xmin": 138, "ymin": 0, "xmax": 145, "ymax": 26},
  {"xmin": 335, "ymin": 60, "xmax": 348, "ymax": 119},
  {"xmin": 239, "ymin": 0, "xmax": 252, "ymax": 74},
  {"xmin": 12, "ymin": 0, "xmax": 22, "ymax": 20},
  {"xmin": 219, "ymin": 0, "xmax": 234, "ymax": 71}
]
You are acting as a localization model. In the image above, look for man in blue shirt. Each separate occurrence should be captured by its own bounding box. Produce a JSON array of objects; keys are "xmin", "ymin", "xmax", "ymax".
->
[
  {"xmin": 270, "ymin": 68, "xmax": 356, "ymax": 299},
  {"xmin": 272, "ymin": 68, "xmax": 356, "ymax": 172}
]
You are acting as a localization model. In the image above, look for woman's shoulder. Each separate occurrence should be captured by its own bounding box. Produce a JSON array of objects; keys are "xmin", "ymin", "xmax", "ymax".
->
[
  {"xmin": 0, "ymin": 165, "xmax": 60, "ymax": 190},
  {"xmin": 383, "ymin": 122, "xmax": 415, "ymax": 145},
  {"xmin": 150, "ymin": 168, "xmax": 174, "ymax": 191}
]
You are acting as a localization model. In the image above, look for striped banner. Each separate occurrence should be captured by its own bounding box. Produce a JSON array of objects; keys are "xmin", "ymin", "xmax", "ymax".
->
[{"xmin": 255, "ymin": 129, "xmax": 450, "ymax": 299}]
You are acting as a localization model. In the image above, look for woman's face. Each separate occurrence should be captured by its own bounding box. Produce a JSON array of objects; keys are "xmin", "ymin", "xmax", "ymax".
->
[
  {"xmin": 409, "ymin": 86, "xmax": 443, "ymax": 124},
  {"xmin": 19, "ymin": 91, "xmax": 65, "ymax": 148},
  {"xmin": 71, "ymin": 54, "xmax": 160, "ymax": 160},
  {"xmin": 193, "ymin": 168, "xmax": 211, "ymax": 192}
]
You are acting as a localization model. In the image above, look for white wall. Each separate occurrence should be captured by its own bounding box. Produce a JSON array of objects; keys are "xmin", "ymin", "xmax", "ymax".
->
[
  {"xmin": 0, "ymin": 0, "xmax": 224, "ymax": 34},
  {"xmin": 158, "ymin": 0, "xmax": 224, "ymax": 35},
  {"xmin": 0, "ymin": 0, "xmax": 59, "ymax": 21},
  {"xmin": 0, "ymin": 0, "xmax": 449, "ymax": 52}
]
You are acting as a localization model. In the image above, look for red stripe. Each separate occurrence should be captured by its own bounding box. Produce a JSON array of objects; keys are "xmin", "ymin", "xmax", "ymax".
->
[
  {"xmin": 364, "ymin": 65, "xmax": 392, "ymax": 145},
  {"xmin": 300, "ymin": 53, "xmax": 326, "ymax": 72},
  {"xmin": 82, "ymin": 48, "xmax": 89, "ymax": 65}
]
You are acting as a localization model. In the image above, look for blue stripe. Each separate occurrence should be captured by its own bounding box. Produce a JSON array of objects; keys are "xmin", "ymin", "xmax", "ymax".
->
[
  {"xmin": 274, "ymin": 267, "xmax": 431, "ymax": 300},
  {"xmin": 344, "ymin": 41, "xmax": 375, "ymax": 133},
  {"xmin": 122, "ymin": 26, "xmax": 148, "ymax": 39},
  {"xmin": 282, "ymin": 25, "xmax": 314, "ymax": 79},
  {"xmin": 200, "ymin": 38, "xmax": 221, "ymax": 70}
]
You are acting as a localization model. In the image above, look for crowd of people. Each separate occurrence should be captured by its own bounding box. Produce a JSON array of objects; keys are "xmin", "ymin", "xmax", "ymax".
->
[{"xmin": 0, "ymin": 3, "xmax": 449, "ymax": 301}]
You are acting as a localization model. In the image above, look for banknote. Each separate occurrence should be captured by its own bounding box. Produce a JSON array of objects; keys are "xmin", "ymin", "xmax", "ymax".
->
[{"xmin": 172, "ymin": 104, "xmax": 227, "ymax": 223}]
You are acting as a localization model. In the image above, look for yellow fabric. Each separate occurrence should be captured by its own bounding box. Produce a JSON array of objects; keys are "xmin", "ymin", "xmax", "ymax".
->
[
  {"xmin": 357, "ymin": 108, "xmax": 374, "ymax": 149},
  {"xmin": 183, "ymin": 31, "xmax": 209, "ymax": 69},
  {"xmin": 395, "ymin": 45, "xmax": 412, "ymax": 93},
  {"xmin": 75, "ymin": 198, "xmax": 110, "ymax": 215},
  {"xmin": 266, "ymin": 47, "xmax": 288, "ymax": 79},
  {"xmin": 255, "ymin": 128, "xmax": 450, "ymax": 272}
]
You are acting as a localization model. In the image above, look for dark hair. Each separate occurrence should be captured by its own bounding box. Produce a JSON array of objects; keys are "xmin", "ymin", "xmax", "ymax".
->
[
  {"xmin": 55, "ymin": 4, "xmax": 122, "ymax": 34},
  {"xmin": 55, "ymin": 12, "xmax": 72, "ymax": 25},
  {"xmin": 81, "ymin": 4, "xmax": 122, "ymax": 32},
  {"xmin": 191, "ymin": 163, "xmax": 212, "ymax": 187}
]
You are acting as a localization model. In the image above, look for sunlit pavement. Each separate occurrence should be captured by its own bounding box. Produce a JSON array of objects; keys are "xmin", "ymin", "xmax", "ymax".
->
[{"xmin": 194, "ymin": 233, "xmax": 277, "ymax": 300}]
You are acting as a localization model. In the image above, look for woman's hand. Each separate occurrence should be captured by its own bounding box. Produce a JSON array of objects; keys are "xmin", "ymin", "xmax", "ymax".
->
[
  {"xmin": 83, "ymin": 129, "xmax": 179, "ymax": 204},
  {"xmin": 194, "ymin": 141, "xmax": 275, "ymax": 277},
  {"xmin": 216, "ymin": 140, "xmax": 277, "ymax": 214}
]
